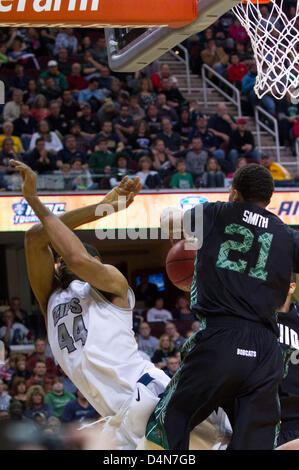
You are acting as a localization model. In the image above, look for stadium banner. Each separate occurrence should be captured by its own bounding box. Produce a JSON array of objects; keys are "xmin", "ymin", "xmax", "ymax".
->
[
  {"xmin": 1, "ymin": 191, "xmax": 299, "ymax": 233},
  {"xmin": 0, "ymin": 0, "xmax": 197, "ymax": 28}
]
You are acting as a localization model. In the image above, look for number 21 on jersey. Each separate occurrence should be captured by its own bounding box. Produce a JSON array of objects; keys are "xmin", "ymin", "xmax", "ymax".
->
[{"xmin": 216, "ymin": 223, "xmax": 273, "ymax": 281}]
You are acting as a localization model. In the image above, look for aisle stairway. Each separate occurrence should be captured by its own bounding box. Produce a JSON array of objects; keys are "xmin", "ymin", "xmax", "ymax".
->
[{"xmin": 158, "ymin": 53, "xmax": 298, "ymax": 177}]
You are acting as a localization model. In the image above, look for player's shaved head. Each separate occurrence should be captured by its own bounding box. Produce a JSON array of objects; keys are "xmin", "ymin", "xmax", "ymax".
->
[{"xmin": 231, "ymin": 163, "xmax": 274, "ymax": 206}]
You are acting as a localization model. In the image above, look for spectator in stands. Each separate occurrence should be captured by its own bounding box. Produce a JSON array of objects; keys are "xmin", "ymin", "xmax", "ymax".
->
[
  {"xmin": 260, "ymin": 153, "xmax": 292, "ymax": 182},
  {"xmin": 201, "ymin": 156, "xmax": 225, "ymax": 188},
  {"xmin": 61, "ymin": 390, "xmax": 98, "ymax": 424},
  {"xmin": 129, "ymin": 120, "xmax": 152, "ymax": 157},
  {"xmin": 191, "ymin": 320, "xmax": 201, "ymax": 332},
  {"xmin": 200, "ymin": 39, "xmax": 229, "ymax": 78},
  {"xmin": 165, "ymin": 322, "xmax": 186, "ymax": 350},
  {"xmin": 67, "ymin": 62, "xmax": 88, "ymax": 94},
  {"xmin": 9, "ymin": 297, "xmax": 29, "ymax": 328},
  {"xmin": 135, "ymin": 274, "xmax": 159, "ymax": 308},
  {"xmin": 0, "ymin": 121, "xmax": 24, "ymax": 154},
  {"xmin": 174, "ymin": 108, "xmax": 194, "ymax": 147},
  {"xmin": 109, "ymin": 154, "xmax": 130, "ymax": 188},
  {"xmin": 136, "ymin": 156, "xmax": 161, "ymax": 189},
  {"xmin": 13, "ymin": 104, "xmax": 38, "ymax": 151},
  {"xmin": 157, "ymin": 117, "xmax": 182, "ymax": 152},
  {"xmin": 185, "ymin": 137, "xmax": 209, "ymax": 185},
  {"xmin": 10, "ymin": 63, "xmax": 29, "ymax": 91},
  {"xmin": 56, "ymin": 47, "xmax": 72, "ymax": 76},
  {"xmin": 78, "ymin": 35, "xmax": 92, "ymax": 55},
  {"xmin": 160, "ymin": 77, "xmax": 185, "ymax": 109},
  {"xmin": 47, "ymin": 101, "xmax": 69, "ymax": 137},
  {"xmin": 164, "ymin": 356, "xmax": 180, "ymax": 379},
  {"xmin": 277, "ymin": 94, "xmax": 299, "ymax": 148},
  {"xmin": 170, "ymin": 159, "xmax": 194, "ymax": 189},
  {"xmin": 95, "ymin": 120, "xmax": 123, "ymax": 154},
  {"xmin": 54, "ymin": 28, "xmax": 78, "ymax": 56},
  {"xmin": 10, "ymin": 355, "xmax": 30, "ymax": 383},
  {"xmin": 26, "ymin": 360, "xmax": 53, "ymax": 392},
  {"xmin": 3, "ymin": 89, "xmax": 23, "ymax": 122},
  {"xmin": 38, "ymin": 60, "xmax": 68, "ymax": 92},
  {"xmin": 128, "ymin": 95, "xmax": 146, "ymax": 123},
  {"xmin": 11, "ymin": 377, "xmax": 27, "ymax": 412},
  {"xmin": 227, "ymin": 53, "xmax": 248, "ymax": 89},
  {"xmin": 89, "ymin": 137, "xmax": 115, "ymax": 176},
  {"xmin": 23, "ymin": 79, "xmax": 38, "ymax": 107},
  {"xmin": 208, "ymin": 103, "xmax": 237, "ymax": 149},
  {"xmin": 0, "ymin": 378, "xmax": 11, "ymax": 412},
  {"xmin": 81, "ymin": 50, "xmax": 103, "ymax": 80},
  {"xmin": 134, "ymin": 334, "xmax": 151, "ymax": 361},
  {"xmin": 45, "ymin": 377, "xmax": 75, "ymax": 419},
  {"xmin": 156, "ymin": 93, "xmax": 178, "ymax": 122},
  {"xmin": 138, "ymin": 77, "xmax": 156, "ymax": 108},
  {"xmin": 69, "ymin": 122, "xmax": 90, "ymax": 155},
  {"xmin": 91, "ymin": 35, "xmax": 108, "ymax": 64},
  {"xmin": 27, "ymin": 338, "xmax": 57, "ymax": 378},
  {"xmin": 30, "ymin": 94, "xmax": 51, "ymax": 121},
  {"xmin": 7, "ymin": 35, "xmax": 28, "ymax": 61},
  {"xmin": 26, "ymin": 138, "xmax": 55, "ymax": 174},
  {"xmin": 189, "ymin": 114, "xmax": 226, "ymax": 162},
  {"xmin": 56, "ymin": 135, "xmax": 87, "ymax": 169},
  {"xmin": 24, "ymin": 385, "xmax": 53, "ymax": 420},
  {"xmin": 67, "ymin": 157, "xmax": 98, "ymax": 191},
  {"xmin": 98, "ymin": 65, "xmax": 114, "ymax": 92},
  {"xmin": 60, "ymin": 89, "xmax": 80, "ymax": 121},
  {"xmin": 173, "ymin": 295, "xmax": 194, "ymax": 321},
  {"xmin": 228, "ymin": 18, "xmax": 249, "ymax": 43},
  {"xmin": 41, "ymin": 76, "xmax": 62, "ymax": 102},
  {"xmin": 78, "ymin": 102, "xmax": 101, "ymax": 140},
  {"xmin": 7, "ymin": 398, "xmax": 25, "ymax": 422},
  {"xmin": 113, "ymin": 104, "xmax": 135, "ymax": 144},
  {"xmin": 147, "ymin": 297, "xmax": 173, "ymax": 323},
  {"xmin": 138, "ymin": 322, "xmax": 159, "ymax": 358},
  {"xmin": 242, "ymin": 64, "xmax": 276, "ymax": 116},
  {"xmin": 151, "ymin": 63, "xmax": 179, "ymax": 92},
  {"xmin": 146, "ymin": 104, "xmax": 162, "ymax": 140},
  {"xmin": 228, "ymin": 118, "xmax": 259, "ymax": 170},
  {"xmin": 0, "ymin": 137, "xmax": 21, "ymax": 189},
  {"xmin": 152, "ymin": 138, "xmax": 176, "ymax": 179},
  {"xmin": 78, "ymin": 77, "xmax": 105, "ymax": 111},
  {"xmin": 151, "ymin": 334, "xmax": 177, "ymax": 369},
  {"xmin": 29, "ymin": 119, "xmax": 63, "ymax": 154},
  {"xmin": 0, "ymin": 310, "xmax": 30, "ymax": 347}
]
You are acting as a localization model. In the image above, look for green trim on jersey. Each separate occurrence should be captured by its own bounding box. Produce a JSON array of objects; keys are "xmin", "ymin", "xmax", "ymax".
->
[{"xmin": 190, "ymin": 252, "xmax": 198, "ymax": 310}]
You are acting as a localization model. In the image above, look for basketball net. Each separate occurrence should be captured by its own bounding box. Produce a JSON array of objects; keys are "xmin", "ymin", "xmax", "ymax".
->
[{"xmin": 233, "ymin": 0, "xmax": 299, "ymax": 103}]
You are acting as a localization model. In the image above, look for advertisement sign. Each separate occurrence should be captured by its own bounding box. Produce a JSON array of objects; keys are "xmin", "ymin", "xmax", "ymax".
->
[
  {"xmin": 0, "ymin": 0, "xmax": 197, "ymax": 28},
  {"xmin": 1, "ymin": 191, "xmax": 299, "ymax": 233}
]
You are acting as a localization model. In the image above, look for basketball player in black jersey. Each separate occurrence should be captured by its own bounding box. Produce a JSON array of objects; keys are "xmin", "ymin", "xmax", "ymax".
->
[
  {"xmin": 277, "ymin": 275, "xmax": 299, "ymax": 446},
  {"xmin": 146, "ymin": 163, "xmax": 299, "ymax": 450}
]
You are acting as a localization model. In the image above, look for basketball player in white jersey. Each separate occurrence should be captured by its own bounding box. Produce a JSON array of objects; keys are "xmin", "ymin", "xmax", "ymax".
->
[{"xmin": 10, "ymin": 159, "xmax": 231, "ymax": 450}]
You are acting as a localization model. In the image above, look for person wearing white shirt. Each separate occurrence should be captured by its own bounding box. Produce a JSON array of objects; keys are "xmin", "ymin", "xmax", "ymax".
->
[
  {"xmin": 0, "ymin": 310, "xmax": 29, "ymax": 346},
  {"xmin": 146, "ymin": 297, "xmax": 173, "ymax": 323}
]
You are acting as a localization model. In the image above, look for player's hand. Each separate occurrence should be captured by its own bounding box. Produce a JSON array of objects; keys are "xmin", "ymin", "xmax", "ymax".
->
[
  {"xmin": 102, "ymin": 176, "xmax": 142, "ymax": 212},
  {"xmin": 9, "ymin": 159, "xmax": 37, "ymax": 199}
]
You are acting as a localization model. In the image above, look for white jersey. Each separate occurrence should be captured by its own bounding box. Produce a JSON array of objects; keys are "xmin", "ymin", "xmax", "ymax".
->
[{"xmin": 47, "ymin": 280, "xmax": 169, "ymax": 448}]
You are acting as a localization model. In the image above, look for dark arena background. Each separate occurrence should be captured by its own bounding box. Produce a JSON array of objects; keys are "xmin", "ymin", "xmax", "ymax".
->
[{"xmin": 0, "ymin": 0, "xmax": 299, "ymax": 456}]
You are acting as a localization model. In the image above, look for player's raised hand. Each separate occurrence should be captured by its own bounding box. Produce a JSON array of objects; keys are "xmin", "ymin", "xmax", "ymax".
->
[
  {"xmin": 102, "ymin": 176, "xmax": 142, "ymax": 211},
  {"xmin": 9, "ymin": 159, "xmax": 37, "ymax": 200}
]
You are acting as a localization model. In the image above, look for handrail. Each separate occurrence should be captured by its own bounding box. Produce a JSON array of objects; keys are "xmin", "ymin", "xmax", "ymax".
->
[
  {"xmin": 169, "ymin": 44, "xmax": 191, "ymax": 94},
  {"xmin": 201, "ymin": 64, "xmax": 242, "ymax": 117},
  {"xmin": 255, "ymin": 106, "xmax": 299, "ymax": 173}
]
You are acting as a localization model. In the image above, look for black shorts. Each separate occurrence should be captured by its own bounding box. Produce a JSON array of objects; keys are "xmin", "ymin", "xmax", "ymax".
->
[
  {"xmin": 146, "ymin": 315, "xmax": 284, "ymax": 450},
  {"xmin": 277, "ymin": 420, "xmax": 299, "ymax": 447}
]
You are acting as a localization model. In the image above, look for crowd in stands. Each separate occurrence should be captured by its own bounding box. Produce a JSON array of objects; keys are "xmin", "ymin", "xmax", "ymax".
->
[{"xmin": 0, "ymin": 3, "xmax": 298, "ymax": 192}]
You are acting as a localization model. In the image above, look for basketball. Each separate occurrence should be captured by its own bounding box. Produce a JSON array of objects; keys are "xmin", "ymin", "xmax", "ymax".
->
[{"xmin": 166, "ymin": 239, "xmax": 196, "ymax": 291}]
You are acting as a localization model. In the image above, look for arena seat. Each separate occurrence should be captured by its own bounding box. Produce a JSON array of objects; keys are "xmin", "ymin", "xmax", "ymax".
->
[{"xmin": 147, "ymin": 321, "xmax": 166, "ymax": 339}]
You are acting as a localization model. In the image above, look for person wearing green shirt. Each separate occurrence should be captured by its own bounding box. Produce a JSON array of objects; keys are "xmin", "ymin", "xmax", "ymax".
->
[
  {"xmin": 89, "ymin": 137, "xmax": 116, "ymax": 174},
  {"xmin": 45, "ymin": 377, "xmax": 75, "ymax": 418},
  {"xmin": 170, "ymin": 159, "xmax": 194, "ymax": 189},
  {"xmin": 38, "ymin": 60, "xmax": 69, "ymax": 92}
]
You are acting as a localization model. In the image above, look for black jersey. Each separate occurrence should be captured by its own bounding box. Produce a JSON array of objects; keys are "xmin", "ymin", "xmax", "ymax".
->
[
  {"xmin": 278, "ymin": 303, "xmax": 299, "ymax": 422},
  {"xmin": 188, "ymin": 201, "xmax": 299, "ymax": 335}
]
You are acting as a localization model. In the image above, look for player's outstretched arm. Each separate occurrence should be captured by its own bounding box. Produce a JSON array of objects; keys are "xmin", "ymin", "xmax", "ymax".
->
[{"xmin": 11, "ymin": 160, "xmax": 141, "ymax": 304}]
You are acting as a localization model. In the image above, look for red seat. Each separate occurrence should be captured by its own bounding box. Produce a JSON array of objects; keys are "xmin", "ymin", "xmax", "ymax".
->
[
  {"xmin": 173, "ymin": 319, "xmax": 193, "ymax": 337},
  {"xmin": 148, "ymin": 321, "xmax": 166, "ymax": 339}
]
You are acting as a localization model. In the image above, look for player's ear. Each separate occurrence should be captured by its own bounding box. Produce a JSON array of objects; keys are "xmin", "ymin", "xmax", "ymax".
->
[
  {"xmin": 230, "ymin": 188, "xmax": 243, "ymax": 202},
  {"xmin": 289, "ymin": 282, "xmax": 296, "ymax": 295}
]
